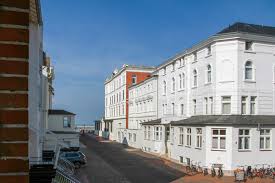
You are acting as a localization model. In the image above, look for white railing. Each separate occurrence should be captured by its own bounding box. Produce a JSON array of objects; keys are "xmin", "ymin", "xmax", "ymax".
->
[
  {"xmin": 53, "ymin": 169, "xmax": 81, "ymax": 183},
  {"xmin": 57, "ymin": 157, "xmax": 75, "ymax": 175}
]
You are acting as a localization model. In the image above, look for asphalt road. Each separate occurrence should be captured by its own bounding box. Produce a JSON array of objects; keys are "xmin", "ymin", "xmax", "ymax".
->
[{"xmin": 76, "ymin": 134, "xmax": 184, "ymax": 183}]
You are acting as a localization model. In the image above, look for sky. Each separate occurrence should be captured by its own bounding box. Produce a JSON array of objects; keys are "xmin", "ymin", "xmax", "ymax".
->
[{"xmin": 41, "ymin": 0, "xmax": 275, "ymax": 125}]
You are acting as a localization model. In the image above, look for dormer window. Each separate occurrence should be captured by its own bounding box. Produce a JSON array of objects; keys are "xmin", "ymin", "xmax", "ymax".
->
[
  {"xmin": 245, "ymin": 41, "xmax": 253, "ymax": 51},
  {"xmin": 132, "ymin": 74, "xmax": 137, "ymax": 84}
]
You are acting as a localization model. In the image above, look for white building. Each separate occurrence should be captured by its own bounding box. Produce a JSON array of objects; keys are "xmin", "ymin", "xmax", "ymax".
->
[
  {"xmin": 45, "ymin": 109, "xmax": 79, "ymax": 150},
  {"xmin": 146, "ymin": 22, "xmax": 275, "ymax": 175},
  {"xmin": 100, "ymin": 65, "xmax": 155, "ymax": 141},
  {"xmin": 104, "ymin": 22, "xmax": 275, "ymax": 175}
]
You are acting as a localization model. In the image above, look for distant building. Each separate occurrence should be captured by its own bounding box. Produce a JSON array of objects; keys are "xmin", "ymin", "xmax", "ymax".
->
[
  {"xmin": 45, "ymin": 110, "xmax": 79, "ymax": 150},
  {"xmin": 97, "ymin": 65, "xmax": 155, "ymax": 140}
]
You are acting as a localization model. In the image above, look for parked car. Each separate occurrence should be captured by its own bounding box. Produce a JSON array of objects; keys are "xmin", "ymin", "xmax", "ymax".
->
[{"xmin": 60, "ymin": 151, "xmax": 87, "ymax": 168}]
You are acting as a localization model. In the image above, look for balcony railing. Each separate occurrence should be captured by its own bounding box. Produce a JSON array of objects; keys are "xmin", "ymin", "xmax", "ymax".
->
[{"xmin": 53, "ymin": 169, "xmax": 81, "ymax": 183}]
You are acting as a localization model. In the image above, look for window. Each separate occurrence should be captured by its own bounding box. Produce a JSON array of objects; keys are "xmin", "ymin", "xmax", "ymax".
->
[
  {"xmin": 241, "ymin": 96, "xmax": 247, "ymax": 114},
  {"xmin": 238, "ymin": 129, "xmax": 250, "ymax": 150},
  {"xmin": 148, "ymin": 126, "xmax": 151, "ymax": 140},
  {"xmin": 180, "ymin": 104, "xmax": 184, "ymax": 115},
  {"xmin": 172, "ymin": 77, "xmax": 175, "ymax": 92},
  {"xmin": 179, "ymin": 74, "xmax": 182, "ymax": 89},
  {"xmin": 182, "ymin": 73, "xmax": 185, "ymax": 89},
  {"xmin": 245, "ymin": 61, "xmax": 253, "ymax": 80},
  {"xmin": 155, "ymin": 126, "xmax": 162, "ymax": 141},
  {"xmin": 171, "ymin": 127, "xmax": 174, "ymax": 143},
  {"xmin": 196, "ymin": 128, "xmax": 202, "ymax": 148},
  {"xmin": 204, "ymin": 97, "xmax": 208, "ymax": 114},
  {"xmin": 210, "ymin": 97, "xmax": 213, "ymax": 114},
  {"xmin": 171, "ymin": 103, "xmax": 175, "ymax": 115},
  {"xmin": 212, "ymin": 129, "xmax": 226, "ymax": 150},
  {"xmin": 260, "ymin": 129, "xmax": 271, "ymax": 150},
  {"xmin": 194, "ymin": 52, "xmax": 197, "ymax": 61},
  {"xmin": 166, "ymin": 126, "xmax": 170, "ymax": 141},
  {"xmin": 129, "ymin": 133, "xmax": 132, "ymax": 142},
  {"xmin": 186, "ymin": 128, "xmax": 192, "ymax": 147},
  {"xmin": 132, "ymin": 74, "xmax": 137, "ymax": 84},
  {"xmin": 172, "ymin": 63, "xmax": 175, "ymax": 72},
  {"xmin": 163, "ymin": 81, "xmax": 167, "ymax": 95},
  {"xmin": 193, "ymin": 99, "xmax": 197, "ymax": 115},
  {"xmin": 207, "ymin": 46, "xmax": 211, "ymax": 55},
  {"xmin": 193, "ymin": 69, "xmax": 198, "ymax": 87},
  {"xmin": 222, "ymin": 96, "xmax": 231, "ymax": 114},
  {"xmin": 179, "ymin": 127, "xmax": 184, "ymax": 145},
  {"xmin": 133, "ymin": 133, "xmax": 136, "ymax": 142},
  {"xmin": 144, "ymin": 126, "xmax": 147, "ymax": 140},
  {"xmin": 250, "ymin": 96, "xmax": 256, "ymax": 114},
  {"xmin": 179, "ymin": 156, "xmax": 184, "ymax": 164},
  {"xmin": 63, "ymin": 116, "xmax": 71, "ymax": 128},
  {"xmin": 207, "ymin": 65, "xmax": 211, "ymax": 83},
  {"xmin": 245, "ymin": 41, "xmax": 253, "ymax": 51},
  {"xmin": 163, "ymin": 67, "xmax": 166, "ymax": 75}
]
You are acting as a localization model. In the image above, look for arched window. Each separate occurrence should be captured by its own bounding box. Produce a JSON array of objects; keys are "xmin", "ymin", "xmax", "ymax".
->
[
  {"xmin": 245, "ymin": 61, "xmax": 253, "ymax": 80},
  {"xmin": 179, "ymin": 74, "xmax": 182, "ymax": 89},
  {"xmin": 193, "ymin": 69, "xmax": 198, "ymax": 87},
  {"xmin": 163, "ymin": 81, "xmax": 166, "ymax": 95},
  {"xmin": 182, "ymin": 73, "xmax": 185, "ymax": 89},
  {"xmin": 207, "ymin": 65, "xmax": 212, "ymax": 83},
  {"xmin": 172, "ymin": 77, "xmax": 175, "ymax": 92}
]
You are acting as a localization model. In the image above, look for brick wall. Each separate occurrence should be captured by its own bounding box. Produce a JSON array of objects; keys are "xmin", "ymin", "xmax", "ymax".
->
[
  {"xmin": 126, "ymin": 72, "xmax": 151, "ymax": 129},
  {"xmin": 0, "ymin": 0, "xmax": 30, "ymax": 182}
]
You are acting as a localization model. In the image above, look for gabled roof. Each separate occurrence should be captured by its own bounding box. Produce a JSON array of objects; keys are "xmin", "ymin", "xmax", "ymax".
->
[
  {"xmin": 171, "ymin": 115, "xmax": 275, "ymax": 126},
  {"xmin": 48, "ymin": 109, "xmax": 75, "ymax": 115},
  {"xmin": 217, "ymin": 22, "xmax": 275, "ymax": 37}
]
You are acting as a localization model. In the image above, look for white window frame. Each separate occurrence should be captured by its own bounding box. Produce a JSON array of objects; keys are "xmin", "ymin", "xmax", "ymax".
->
[
  {"xmin": 186, "ymin": 128, "xmax": 192, "ymax": 147},
  {"xmin": 196, "ymin": 128, "xmax": 202, "ymax": 149},
  {"xmin": 221, "ymin": 96, "xmax": 231, "ymax": 114},
  {"xmin": 163, "ymin": 81, "xmax": 167, "ymax": 95},
  {"xmin": 211, "ymin": 128, "xmax": 226, "ymax": 151},
  {"xmin": 250, "ymin": 96, "xmax": 257, "ymax": 114},
  {"xmin": 193, "ymin": 99, "xmax": 197, "ymax": 115},
  {"xmin": 244, "ymin": 61, "xmax": 254, "ymax": 81},
  {"xmin": 179, "ymin": 127, "xmax": 184, "ymax": 145},
  {"xmin": 193, "ymin": 69, "xmax": 198, "ymax": 87},
  {"xmin": 241, "ymin": 96, "xmax": 247, "ymax": 115},
  {"xmin": 204, "ymin": 97, "xmax": 208, "ymax": 115},
  {"xmin": 260, "ymin": 129, "xmax": 272, "ymax": 151},
  {"xmin": 206, "ymin": 64, "xmax": 212, "ymax": 84},
  {"xmin": 238, "ymin": 129, "xmax": 251, "ymax": 151},
  {"xmin": 171, "ymin": 77, "xmax": 175, "ymax": 93},
  {"xmin": 154, "ymin": 126, "xmax": 162, "ymax": 141}
]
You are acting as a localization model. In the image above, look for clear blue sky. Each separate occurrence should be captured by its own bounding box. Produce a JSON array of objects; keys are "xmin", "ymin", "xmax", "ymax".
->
[{"xmin": 41, "ymin": 0, "xmax": 275, "ymax": 125}]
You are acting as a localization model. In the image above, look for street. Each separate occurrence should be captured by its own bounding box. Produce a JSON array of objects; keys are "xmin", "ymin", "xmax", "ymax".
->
[{"xmin": 76, "ymin": 134, "xmax": 184, "ymax": 183}]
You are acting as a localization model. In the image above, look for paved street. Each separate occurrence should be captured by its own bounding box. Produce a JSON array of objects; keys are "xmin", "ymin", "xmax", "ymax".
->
[{"xmin": 76, "ymin": 134, "xmax": 184, "ymax": 183}]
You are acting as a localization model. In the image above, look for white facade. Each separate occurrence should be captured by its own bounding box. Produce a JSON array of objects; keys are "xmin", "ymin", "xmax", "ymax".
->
[
  {"xmin": 128, "ymin": 76, "xmax": 158, "ymax": 129},
  {"xmin": 102, "ymin": 23, "xmax": 275, "ymax": 175},
  {"xmin": 45, "ymin": 111, "xmax": 79, "ymax": 150},
  {"xmin": 103, "ymin": 65, "xmax": 155, "ymax": 141}
]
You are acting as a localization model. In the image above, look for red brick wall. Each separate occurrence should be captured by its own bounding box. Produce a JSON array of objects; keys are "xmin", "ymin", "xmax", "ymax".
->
[
  {"xmin": 125, "ymin": 71, "xmax": 151, "ymax": 129},
  {"xmin": 0, "ymin": 0, "xmax": 30, "ymax": 182}
]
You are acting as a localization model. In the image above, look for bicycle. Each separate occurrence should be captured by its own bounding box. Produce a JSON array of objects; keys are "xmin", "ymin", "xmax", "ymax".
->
[
  {"xmin": 203, "ymin": 166, "xmax": 208, "ymax": 176},
  {"xmin": 218, "ymin": 166, "xmax": 224, "ymax": 178},
  {"xmin": 211, "ymin": 165, "xmax": 216, "ymax": 177}
]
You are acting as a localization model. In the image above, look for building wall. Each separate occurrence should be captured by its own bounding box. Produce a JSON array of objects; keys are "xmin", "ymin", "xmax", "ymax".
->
[
  {"xmin": 0, "ymin": 0, "xmax": 30, "ymax": 182},
  {"xmin": 128, "ymin": 76, "xmax": 158, "ymax": 129},
  {"xmin": 48, "ymin": 114, "xmax": 76, "ymax": 132}
]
